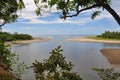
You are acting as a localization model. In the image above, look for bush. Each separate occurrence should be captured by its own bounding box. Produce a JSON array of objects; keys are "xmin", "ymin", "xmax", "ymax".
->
[
  {"xmin": 0, "ymin": 41, "xmax": 29, "ymax": 80},
  {"xmin": 0, "ymin": 42, "xmax": 16, "ymax": 68},
  {"xmin": 32, "ymin": 46, "xmax": 82, "ymax": 80},
  {"xmin": 93, "ymin": 68, "xmax": 120, "ymax": 80}
]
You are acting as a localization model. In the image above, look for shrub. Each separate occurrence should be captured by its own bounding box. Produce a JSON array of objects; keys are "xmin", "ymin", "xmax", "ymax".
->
[{"xmin": 32, "ymin": 46, "xmax": 82, "ymax": 80}]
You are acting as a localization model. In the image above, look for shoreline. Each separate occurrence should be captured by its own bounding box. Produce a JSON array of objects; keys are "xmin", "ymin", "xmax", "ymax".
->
[
  {"xmin": 5, "ymin": 38, "xmax": 50, "ymax": 45},
  {"xmin": 101, "ymin": 49, "xmax": 120, "ymax": 67},
  {"xmin": 68, "ymin": 37, "xmax": 120, "ymax": 66},
  {"xmin": 1, "ymin": 38, "xmax": 50, "ymax": 79},
  {"xmin": 68, "ymin": 37, "xmax": 120, "ymax": 44}
]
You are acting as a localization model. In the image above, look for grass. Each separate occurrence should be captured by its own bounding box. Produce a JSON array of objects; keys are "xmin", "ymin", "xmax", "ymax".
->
[{"xmin": 86, "ymin": 36, "xmax": 120, "ymax": 41}]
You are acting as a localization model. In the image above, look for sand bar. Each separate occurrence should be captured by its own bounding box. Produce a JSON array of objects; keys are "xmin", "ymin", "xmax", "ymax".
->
[
  {"xmin": 5, "ymin": 38, "xmax": 49, "ymax": 45},
  {"xmin": 101, "ymin": 49, "xmax": 120, "ymax": 66},
  {"xmin": 68, "ymin": 37, "xmax": 120, "ymax": 44},
  {"xmin": 68, "ymin": 37, "xmax": 120, "ymax": 66}
]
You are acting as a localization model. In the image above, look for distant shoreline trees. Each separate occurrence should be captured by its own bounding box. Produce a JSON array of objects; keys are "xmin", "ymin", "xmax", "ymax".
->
[
  {"xmin": 0, "ymin": 32, "xmax": 33, "ymax": 42},
  {"xmin": 97, "ymin": 31, "xmax": 120, "ymax": 39}
]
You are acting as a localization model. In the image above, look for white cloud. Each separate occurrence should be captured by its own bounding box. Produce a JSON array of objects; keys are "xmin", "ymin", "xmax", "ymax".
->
[
  {"xmin": 17, "ymin": 0, "xmax": 119, "ymax": 25},
  {"xmin": 21, "ymin": 17, "xmax": 92, "ymax": 25}
]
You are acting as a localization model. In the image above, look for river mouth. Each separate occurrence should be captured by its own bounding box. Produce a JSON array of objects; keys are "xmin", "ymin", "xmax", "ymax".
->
[{"xmin": 11, "ymin": 35, "xmax": 120, "ymax": 80}]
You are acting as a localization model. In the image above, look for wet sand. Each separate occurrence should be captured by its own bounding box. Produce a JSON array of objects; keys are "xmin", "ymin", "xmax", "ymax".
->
[
  {"xmin": 101, "ymin": 49, "xmax": 120, "ymax": 66},
  {"xmin": 68, "ymin": 37, "xmax": 120, "ymax": 66}
]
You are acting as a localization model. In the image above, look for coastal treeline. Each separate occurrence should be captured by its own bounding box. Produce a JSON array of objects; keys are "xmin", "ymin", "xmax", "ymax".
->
[
  {"xmin": 97, "ymin": 31, "xmax": 120, "ymax": 39},
  {"xmin": 0, "ymin": 32, "xmax": 33, "ymax": 42}
]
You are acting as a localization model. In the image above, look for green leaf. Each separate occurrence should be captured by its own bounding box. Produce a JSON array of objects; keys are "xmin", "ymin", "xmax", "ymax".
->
[
  {"xmin": 35, "ymin": 8, "xmax": 41, "ymax": 16},
  {"xmin": 91, "ymin": 11, "xmax": 101, "ymax": 19},
  {"xmin": 34, "ymin": 0, "xmax": 39, "ymax": 5},
  {"xmin": 32, "ymin": 46, "xmax": 82, "ymax": 80}
]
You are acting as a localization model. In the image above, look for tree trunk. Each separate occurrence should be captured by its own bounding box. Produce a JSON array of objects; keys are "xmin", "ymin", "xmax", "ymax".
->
[
  {"xmin": 103, "ymin": 4, "xmax": 120, "ymax": 25},
  {"xmin": 0, "ymin": 26, "xmax": 2, "ymax": 32},
  {"xmin": 0, "ymin": 21, "xmax": 6, "ymax": 32}
]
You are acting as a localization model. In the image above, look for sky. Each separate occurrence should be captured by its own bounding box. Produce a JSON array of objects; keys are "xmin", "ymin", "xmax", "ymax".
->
[{"xmin": 3, "ymin": 0, "xmax": 120, "ymax": 36}]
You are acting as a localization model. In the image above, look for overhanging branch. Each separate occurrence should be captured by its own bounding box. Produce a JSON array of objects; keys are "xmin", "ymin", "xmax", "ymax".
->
[
  {"xmin": 0, "ymin": 21, "xmax": 6, "ymax": 27},
  {"xmin": 61, "ymin": 4, "xmax": 99, "ymax": 18},
  {"xmin": 0, "ymin": 20, "xmax": 6, "ymax": 32}
]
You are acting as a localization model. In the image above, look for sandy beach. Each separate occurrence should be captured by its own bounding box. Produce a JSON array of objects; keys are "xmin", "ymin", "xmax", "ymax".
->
[
  {"xmin": 101, "ymin": 49, "xmax": 120, "ymax": 66},
  {"xmin": 68, "ymin": 37, "xmax": 120, "ymax": 44},
  {"xmin": 5, "ymin": 38, "xmax": 49, "ymax": 45},
  {"xmin": 68, "ymin": 37, "xmax": 120, "ymax": 66}
]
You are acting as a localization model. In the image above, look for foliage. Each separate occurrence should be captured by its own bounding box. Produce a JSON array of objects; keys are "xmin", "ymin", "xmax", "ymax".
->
[
  {"xmin": 97, "ymin": 31, "xmax": 120, "ymax": 40},
  {"xmin": 34, "ymin": 0, "xmax": 120, "ymax": 25},
  {"xmin": 0, "ymin": 41, "xmax": 17, "ymax": 68},
  {"xmin": 93, "ymin": 68, "xmax": 120, "ymax": 80},
  {"xmin": 91, "ymin": 11, "xmax": 101, "ymax": 19},
  {"xmin": 0, "ymin": 32, "xmax": 13, "ymax": 41},
  {"xmin": 0, "ymin": 32, "xmax": 33, "ymax": 42},
  {"xmin": 12, "ymin": 62, "xmax": 29, "ymax": 79},
  {"xmin": 0, "ymin": 0, "xmax": 25, "ymax": 32},
  {"xmin": 13, "ymin": 32, "xmax": 33, "ymax": 40},
  {"xmin": 0, "ymin": 0, "xmax": 25, "ymax": 23},
  {"xmin": 32, "ymin": 46, "xmax": 82, "ymax": 80},
  {"xmin": 0, "ymin": 41, "xmax": 29, "ymax": 79}
]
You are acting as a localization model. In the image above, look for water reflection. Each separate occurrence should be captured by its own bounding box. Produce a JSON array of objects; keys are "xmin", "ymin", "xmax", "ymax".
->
[
  {"xmin": 11, "ymin": 36, "xmax": 120, "ymax": 80},
  {"xmin": 102, "ymin": 43, "xmax": 120, "ymax": 48}
]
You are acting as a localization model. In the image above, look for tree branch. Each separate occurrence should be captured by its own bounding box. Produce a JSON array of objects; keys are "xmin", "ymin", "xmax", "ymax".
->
[
  {"xmin": 102, "ymin": 3, "xmax": 120, "ymax": 25},
  {"xmin": 61, "ymin": 4, "xmax": 99, "ymax": 18},
  {"xmin": 0, "ymin": 21, "xmax": 6, "ymax": 27}
]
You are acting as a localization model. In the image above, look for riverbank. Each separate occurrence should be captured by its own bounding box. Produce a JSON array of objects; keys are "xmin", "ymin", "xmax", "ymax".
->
[
  {"xmin": 68, "ymin": 37, "xmax": 120, "ymax": 66},
  {"xmin": 0, "ymin": 63, "xmax": 16, "ymax": 80},
  {"xmin": 5, "ymin": 38, "xmax": 49, "ymax": 45},
  {"xmin": 101, "ymin": 49, "xmax": 120, "ymax": 67},
  {"xmin": 68, "ymin": 37, "xmax": 120, "ymax": 44}
]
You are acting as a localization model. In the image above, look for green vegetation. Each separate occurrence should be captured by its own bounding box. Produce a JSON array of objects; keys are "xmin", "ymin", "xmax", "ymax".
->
[
  {"xmin": 96, "ymin": 31, "xmax": 120, "ymax": 40},
  {"xmin": 32, "ymin": 46, "xmax": 82, "ymax": 80},
  {"xmin": 0, "ymin": 0, "xmax": 25, "ymax": 32},
  {"xmin": 0, "ymin": 42, "xmax": 17, "ymax": 69},
  {"xmin": 87, "ymin": 36, "xmax": 109, "ymax": 40},
  {"xmin": 12, "ymin": 62, "xmax": 29, "ymax": 79},
  {"xmin": 0, "ymin": 0, "xmax": 120, "ymax": 80},
  {"xmin": 0, "ymin": 32, "xmax": 33, "ymax": 42},
  {"xmin": 32, "ymin": 46, "xmax": 120, "ymax": 80},
  {"xmin": 0, "ymin": 41, "xmax": 28, "ymax": 80},
  {"xmin": 34, "ymin": 0, "xmax": 120, "ymax": 25},
  {"xmin": 93, "ymin": 68, "xmax": 120, "ymax": 80},
  {"xmin": 1, "ymin": 42, "xmax": 120, "ymax": 80},
  {"xmin": 86, "ymin": 31, "xmax": 120, "ymax": 40}
]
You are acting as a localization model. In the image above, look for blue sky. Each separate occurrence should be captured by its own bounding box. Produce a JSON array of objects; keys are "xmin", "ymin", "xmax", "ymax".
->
[{"xmin": 3, "ymin": 0, "xmax": 120, "ymax": 36}]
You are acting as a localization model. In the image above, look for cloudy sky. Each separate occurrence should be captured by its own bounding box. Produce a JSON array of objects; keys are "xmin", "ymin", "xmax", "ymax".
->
[{"xmin": 3, "ymin": 0, "xmax": 120, "ymax": 36}]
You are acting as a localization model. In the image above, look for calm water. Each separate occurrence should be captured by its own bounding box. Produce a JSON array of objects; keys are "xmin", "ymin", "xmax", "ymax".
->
[{"xmin": 11, "ymin": 36, "xmax": 120, "ymax": 80}]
